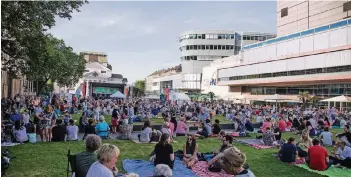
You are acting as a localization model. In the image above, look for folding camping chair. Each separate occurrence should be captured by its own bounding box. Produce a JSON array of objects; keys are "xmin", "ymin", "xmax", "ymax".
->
[{"xmin": 66, "ymin": 149, "xmax": 79, "ymax": 177}]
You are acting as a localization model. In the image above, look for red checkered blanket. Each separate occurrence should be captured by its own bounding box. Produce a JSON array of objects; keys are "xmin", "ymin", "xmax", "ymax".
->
[{"xmin": 191, "ymin": 161, "xmax": 233, "ymax": 177}]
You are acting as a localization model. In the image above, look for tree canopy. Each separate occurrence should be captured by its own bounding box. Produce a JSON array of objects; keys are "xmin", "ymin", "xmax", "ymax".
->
[
  {"xmin": 1, "ymin": 1, "xmax": 87, "ymax": 76},
  {"xmin": 1, "ymin": 1, "xmax": 87, "ymax": 95}
]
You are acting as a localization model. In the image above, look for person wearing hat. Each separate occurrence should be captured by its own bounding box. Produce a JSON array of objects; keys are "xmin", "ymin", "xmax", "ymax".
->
[{"xmin": 96, "ymin": 116, "xmax": 109, "ymax": 139}]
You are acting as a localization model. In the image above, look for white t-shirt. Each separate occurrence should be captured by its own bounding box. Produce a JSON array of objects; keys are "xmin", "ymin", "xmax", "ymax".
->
[
  {"xmin": 140, "ymin": 127, "xmax": 152, "ymax": 142},
  {"xmin": 22, "ymin": 113, "xmax": 30, "ymax": 124},
  {"xmin": 13, "ymin": 127, "xmax": 28, "ymax": 142},
  {"xmin": 86, "ymin": 161, "xmax": 114, "ymax": 177},
  {"xmin": 340, "ymin": 119, "xmax": 346, "ymax": 128},
  {"xmin": 319, "ymin": 131, "xmax": 333, "ymax": 146},
  {"xmin": 308, "ymin": 118, "xmax": 317, "ymax": 128},
  {"xmin": 66, "ymin": 125, "xmax": 78, "ymax": 140}
]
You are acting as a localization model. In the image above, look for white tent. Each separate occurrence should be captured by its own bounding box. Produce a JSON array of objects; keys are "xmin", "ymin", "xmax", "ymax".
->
[
  {"xmin": 320, "ymin": 95, "xmax": 351, "ymax": 110},
  {"xmin": 170, "ymin": 91, "xmax": 190, "ymax": 101},
  {"xmin": 110, "ymin": 91, "xmax": 126, "ymax": 99}
]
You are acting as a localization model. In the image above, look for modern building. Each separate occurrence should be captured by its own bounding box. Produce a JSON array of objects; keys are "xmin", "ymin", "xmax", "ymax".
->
[
  {"xmin": 179, "ymin": 30, "xmax": 275, "ymax": 92},
  {"xmin": 145, "ymin": 65, "xmax": 182, "ymax": 95},
  {"xmin": 277, "ymin": 0, "xmax": 351, "ymax": 36},
  {"xmin": 203, "ymin": 17, "xmax": 351, "ymax": 105},
  {"xmin": 80, "ymin": 51, "xmax": 109, "ymax": 67}
]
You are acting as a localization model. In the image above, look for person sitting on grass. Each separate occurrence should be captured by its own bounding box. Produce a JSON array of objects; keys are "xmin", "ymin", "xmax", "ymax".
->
[
  {"xmin": 212, "ymin": 119, "xmax": 221, "ymax": 136},
  {"xmin": 195, "ymin": 119, "xmax": 211, "ymax": 138},
  {"xmin": 278, "ymin": 137, "xmax": 298, "ymax": 165},
  {"xmin": 207, "ymin": 134, "xmax": 234, "ymax": 170},
  {"xmin": 175, "ymin": 116, "xmax": 188, "ymax": 136},
  {"xmin": 12, "ymin": 120, "xmax": 28, "ymax": 143},
  {"xmin": 262, "ymin": 127, "xmax": 279, "ymax": 146},
  {"xmin": 330, "ymin": 140, "xmax": 351, "ymax": 168},
  {"xmin": 153, "ymin": 164, "xmax": 172, "ymax": 177},
  {"xmin": 66, "ymin": 119, "xmax": 79, "ymax": 141},
  {"xmin": 118, "ymin": 119, "xmax": 132, "ymax": 140},
  {"xmin": 336, "ymin": 125, "xmax": 351, "ymax": 147},
  {"xmin": 296, "ymin": 130, "xmax": 312, "ymax": 158},
  {"xmin": 307, "ymin": 139, "xmax": 332, "ymax": 171},
  {"xmin": 86, "ymin": 144, "xmax": 120, "ymax": 177},
  {"xmin": 319, "ymin": 127, "xmax": 333, "ymax": 146},
  {"xmin": 138, "ymin": 120, "xmax": 152, "ymax": 142},
  {"xmin": 82, "ymin": 119, "xmax": 96, "ymax": 140},
  {"xmin": 183, "ymin": 134, "xmax": 199, "ymax": 168},
  {"xmin": 51, "ymin": 119, "xmax": 66, "ymax": 142},
  {"xmin": 154, "ymin": 133, "xmax": 174, "ymax": 169},
  {"xmin": 75, "ymin": 134, "xmax": 102, "ymax": 177},
  {"xmin": 221, "ymin": 147, "xmax": 255, "ymax": 177},
  {"xmin": 165, "ymin": 118, "xmax": 175, "ymax": 137},
  {"xmin": 95, "ymin": 116, "xmax": 109, "ymax": 140},
  {"xmin": 161, "ymin": 122, "xmax": 172, "ymax": 136}
]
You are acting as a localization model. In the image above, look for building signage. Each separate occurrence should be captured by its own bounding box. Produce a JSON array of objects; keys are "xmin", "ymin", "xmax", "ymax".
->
[{"xmin": 210, "ymin": 78, "xmax": 216, "ymax": 86}]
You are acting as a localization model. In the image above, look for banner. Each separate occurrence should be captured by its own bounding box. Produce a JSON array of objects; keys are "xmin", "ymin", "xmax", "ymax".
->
[
  {"xmin": 124, "ymin": 86, "xmax": 129, "ymax": 96},
  {"xmin": 164, "ymin": 88, "xmax": 169, "ymax": 101},
  {"xmin": 65, "ymin": 93, "xmax": 72, "ymax": 104},
  {"xmin": 82, "ymin": 82, "xmax": 86, "ymax": 98}
]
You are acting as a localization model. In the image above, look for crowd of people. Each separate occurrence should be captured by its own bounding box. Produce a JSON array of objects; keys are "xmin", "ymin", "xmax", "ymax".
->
[{"xmin": 2, "ymin": 93, "xmax": 351, "ymax": 176}]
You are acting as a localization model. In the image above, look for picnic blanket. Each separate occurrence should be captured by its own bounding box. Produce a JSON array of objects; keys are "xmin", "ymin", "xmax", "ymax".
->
[
  {"xmin": 1, "ymin": 142, "xmax": 21, "ymax": 147},
  {"xmin": 234, "ymin": 139, "xmax": 274, "ymax": 149},
  {"xmin": 297, "ymin": 164, "xmax": 351, "ymax": 177},
  {"xmin": 123, "ymin": 158, "xmax": 197, "ymax": 177},
  {"xmin": 192, "ymin": 161, "xmax": 233, "ymax": 177}
]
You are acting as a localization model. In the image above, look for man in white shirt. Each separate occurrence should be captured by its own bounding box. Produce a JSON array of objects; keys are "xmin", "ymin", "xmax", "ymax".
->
[
  {"xmin": 319, "ymin": 127, "xmax": 333, "ymax": 146},
  {"xmin": 66, "ymin": 119, "xmax": 79, "ymax": 141}
]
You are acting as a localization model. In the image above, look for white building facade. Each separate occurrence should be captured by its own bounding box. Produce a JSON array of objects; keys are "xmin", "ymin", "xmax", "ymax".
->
[
  {"xmin": 179, "ymin": 30, "xmax": 275, "ymax": 92},
  {"xmin": 203, "ymin": 18, "xmax": 351, "ymax": 102}
]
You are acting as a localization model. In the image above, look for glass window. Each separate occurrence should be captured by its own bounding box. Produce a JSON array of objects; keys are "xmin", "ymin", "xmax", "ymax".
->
[
  {"xmin": 229, "ymin": 45, "xmax": 234, "ymax": 50},
  {"xmin": 276, "ymin": 88, "xmax": 287, "ymax": 94},
  {"xmin": 202, "ymin": 45, "xmax": 205, "ymax": 50},
  {"xmin": 197, "ymin": 34, "xmax": 201, "ymax": 39},
  {"xmin": 250, "ymin": 36, "xmax": 254, "ymax": 40},
  {"xmin": 225, "ymin": 45, "xmax": 230, "ymax": 50},
  {"xmin": 218, "ymin": 34, "xmax": 222, "ymax": 39},
  {"xmin": 218, "ymin": 45, "xmax": 222, "ymax": 50},
  {"xmin": 189, "ymin": 45, "xmax": 193, "ymax": 50},
  {"xmin": 301, "ymin": 29, "xmax": 314, "ymax": 36},
  {"xmin": 231, "ymin": 34, "xmax": 235, "ymax": 39},
  {"xmin": 223, "ymin": 45, "xmax": 227, "ymax": 50},
  {"xmin": 206, "ymin": 45, "xmax": 210, "ymax": 49},
  {"xmin": 330, "ymin": 20, "xmax": 347, "ymax": 29},
  {"xmin": 257, "ymin": 87, "xmax": 263, "ymax": 94},
  {"xmin": 330, "ymin": 88, "xmax": 339, "ymax": 95},
  {"xmin": 225, "ymin": 34, "xmax": 230, "ymax": 39},
  {"xmin": 186, "ymin": 46, "xmax": 189, "ymax": 50},
  {"xmin": 214, "ymin": 45, "xmax": 218, "ymax": 50},
  {"xmin": 210, "ymin": 45, "xmax": 213, "ymax": 50},
  {"xmin": 194, "ymin": 45, "xmax": 197, "ymax": 50},
  {"xmin": 315, "ymin": 25, "xmax": 329, "ymax": 33},
  {"xmin": 202, "ymin": 34, "xmax": 206, "ymax": 39},
  {"xmin": 205, "ymin": 34, "xmax": 210, "ymax": 39},
  {"xmin": 265, "ymin": 87, "xmax": 276, "ymax": 95},
  {"xmin": 254, "ymin": 36, "xmax": 258, "ymax": 40}
]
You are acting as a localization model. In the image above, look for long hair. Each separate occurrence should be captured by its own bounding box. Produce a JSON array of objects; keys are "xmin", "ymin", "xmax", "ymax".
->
[
  {"xmin": 158, "ymin": 133, "xmax": 170, "ymax": 147},
  {"xmin": 186, "ymin": 134, "xmax": 196, "ymax": 147}
]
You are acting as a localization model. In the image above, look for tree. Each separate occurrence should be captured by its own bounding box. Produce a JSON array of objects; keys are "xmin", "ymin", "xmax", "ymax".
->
[
  {"xmin": 1, "ymin": 1, "xmax": 87, "ymax": 76},
  {"xmin": 23, "ymin": 34, "xmax": 85, "ymax": 95},
  {"xmin": 133, "ymin": 80, "xmax": 145, "ymax": 97},
  {"xmin": 298, "ymin": 91, "xmax": 310, "ymax": 108},
  {"xmin": 209, "ymin": 92, "xmax": 215, "ymax": 103}
]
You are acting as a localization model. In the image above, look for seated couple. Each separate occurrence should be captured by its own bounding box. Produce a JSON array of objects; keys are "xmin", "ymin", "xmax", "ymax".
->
[
  {"xmin": 257, "ymin": 127, "xmax": 281, "ymax": 146},
  {"xmin": 279, "ymin": 138, "xmax": 351, "ymax": 170},
  {"xmin": 336, "ymin": 125, "xmax": 351, "ymax": 147},
  {"xmin": 138, "ymin": 120, "xmax": 162, "ymax": 143}
]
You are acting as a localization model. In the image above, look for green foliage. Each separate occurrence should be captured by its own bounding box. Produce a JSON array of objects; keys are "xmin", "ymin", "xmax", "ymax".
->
[
  {"xmin": 134, "ymin": 80, "xmax": 145, "ymax": 91},
  {"xmin": 209, "ymin": 91, "xmax": 215, "ymax": 102},
  {"xmin": 23, "ymin": 35, "xmax": 85, "ymax": 94},
  {"xmin": 1, "ymin": 1, "xmax": 87, "ymax": 76}
]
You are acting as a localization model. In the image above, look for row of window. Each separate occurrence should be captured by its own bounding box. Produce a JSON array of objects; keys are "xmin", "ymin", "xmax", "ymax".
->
[
  {"xmin": 218, "ymin": 65, "xmax": 351, "ymax": 82},
  {"xmin": 179, "ymin": 33, "xmax": 273, "ymax": 42},
  {"xmin": 245, "ymin": 85, "xmax": 351, "ymax": 96},
  {"xmin": 84, "ymin": 70, "xmax": 106, "ymax": 73},
  {"xmin": 243, "ymin": 18, "xmax": 351, "ymax": 50},
  {"xmin": 181, "ymin": 55, "xmax": 228, "ymax": 61},
  {"xmin": 179, "ymin": 45, "xmax": 239, "ymax": 51}
]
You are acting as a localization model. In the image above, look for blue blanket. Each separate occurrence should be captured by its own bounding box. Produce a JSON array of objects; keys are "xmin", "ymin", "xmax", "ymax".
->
[{"xmin": 123, "ymin": 159, "xmax": 198, "ymax": 177}]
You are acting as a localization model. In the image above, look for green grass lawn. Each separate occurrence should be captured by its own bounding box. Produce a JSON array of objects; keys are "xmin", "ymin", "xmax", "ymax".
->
[
  {"xmin": 3, "ymin": 129, "xmax": 345, "ymax": 177},
  {"xmin": 71, "ymin": 114, "xmax": 232, "ymax": 125}
]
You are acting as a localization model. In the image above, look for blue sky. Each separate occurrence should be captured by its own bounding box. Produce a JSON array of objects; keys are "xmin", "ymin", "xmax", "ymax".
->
[{"xmin": 50, "ymin": 1, "xmax": 276, "ymax": 83}]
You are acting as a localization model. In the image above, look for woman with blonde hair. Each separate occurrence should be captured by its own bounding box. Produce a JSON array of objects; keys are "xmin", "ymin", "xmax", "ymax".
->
[
  {"xmin": 296, "ymin": 130, "xmax": 312, "ymax": 158},
  {"xmin": 221, "ymin": 147, "xmax": 255, "ymax": 177},
  {"xmin": 86, "ymin": 144, "xmax": 120, "ymax": 177}
]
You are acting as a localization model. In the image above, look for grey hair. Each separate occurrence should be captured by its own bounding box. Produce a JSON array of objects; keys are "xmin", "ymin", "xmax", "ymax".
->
[
  {"xmin": 154, "ymin": 164, "xmax": 172, "ymax": 177},
  {"xmin": 99, "ymin": 115, "xmax": 105, "ymax": 122},
  {"xmin": 85, "ymin": 134, "xmax": 102, "ymax": 151}
]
